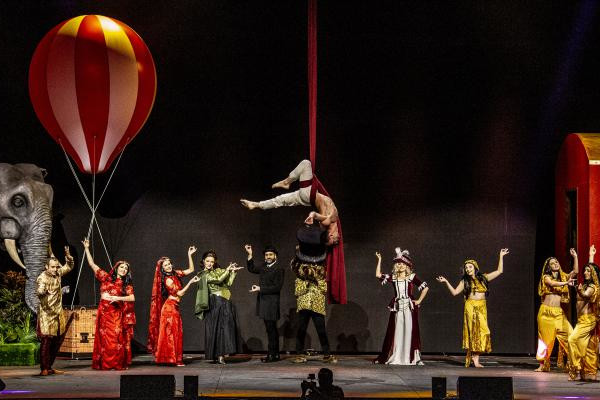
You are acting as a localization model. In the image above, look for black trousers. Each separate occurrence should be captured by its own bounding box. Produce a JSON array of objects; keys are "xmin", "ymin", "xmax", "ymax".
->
[
  {"xmin": 296, "ymin": 310, "xmax": 330, "ymax": 355},
  {"xmin": 40, "ymin": 335, "xmax": 62, "ymax": 371},
  {"xmin": 264, "ymin": 320, "xmax": 279, "ymax": 356}
]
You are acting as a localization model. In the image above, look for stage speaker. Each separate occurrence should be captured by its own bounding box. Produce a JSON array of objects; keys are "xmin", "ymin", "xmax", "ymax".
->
[
  {"xmin": 431, "ymin": 377, "xmax": 446, "ymax": 400},
  {"xmin": 0, "ymin": 378, "xmax": 5, "ymax": 392},
  {"xmin": 120, "ymin": 375, "xmax": 175, "ymax": 400},
  {"xmin": 457, "ymin": 376, "xmax": 513, "ymax": 400},
  {"xmin": 184, "ymin": 375, "xmax": 198, "ymax": 400}
]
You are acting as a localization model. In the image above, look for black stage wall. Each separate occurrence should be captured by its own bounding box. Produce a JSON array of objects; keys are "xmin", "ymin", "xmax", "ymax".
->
[{"xmin": 4, "ymin": 1, "xmax": 600, "ymax": 354}]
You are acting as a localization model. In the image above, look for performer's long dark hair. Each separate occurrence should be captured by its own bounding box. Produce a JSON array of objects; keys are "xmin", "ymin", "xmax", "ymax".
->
[
  {"xmin": 461, "ymin": 260, "xmax": 489, "ymax": 299},
  {"xmin": 157, "ymin": 257, "xmax": 181, "ymax": 300},
  {"xmin": 110, "ymin": 260, "xmax": 133, "ymax": 296}
]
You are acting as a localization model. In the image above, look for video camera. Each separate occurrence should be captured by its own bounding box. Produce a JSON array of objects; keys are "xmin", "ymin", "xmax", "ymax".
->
[{"xmin": 301, "ymin": 373, "xmax": 317, "ymax": 396}]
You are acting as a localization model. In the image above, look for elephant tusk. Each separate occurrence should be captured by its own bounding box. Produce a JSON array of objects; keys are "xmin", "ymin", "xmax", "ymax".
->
[{"xmin": 5, "ymin": 239, "xmax": 26, "ymax": 269}]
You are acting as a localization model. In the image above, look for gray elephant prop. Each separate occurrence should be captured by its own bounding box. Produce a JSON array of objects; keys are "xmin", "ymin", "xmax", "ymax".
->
[{"xmin": 0, "ymin": 163, "xmax": 53, "ymax": 312}]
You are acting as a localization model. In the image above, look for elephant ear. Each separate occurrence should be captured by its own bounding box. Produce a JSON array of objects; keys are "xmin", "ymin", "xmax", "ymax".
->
[{"xmin": 13, "ymin": 164, "xmax": 47, "ymax": 183}]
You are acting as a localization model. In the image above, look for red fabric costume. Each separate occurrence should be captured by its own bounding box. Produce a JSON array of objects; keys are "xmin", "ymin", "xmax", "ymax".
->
[
  {"xmin": 92, "ymin": 267, "xmax": 135, "ymax": 370},
  {"xmin": 147, "ymin": 259, "xmax": 185, "ymax": 365}
]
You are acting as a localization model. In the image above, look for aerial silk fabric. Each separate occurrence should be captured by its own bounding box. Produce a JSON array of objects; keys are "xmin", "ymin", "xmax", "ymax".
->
[{"xmin": 307, "ymin": 0, "xmax": 346, "ymax": 304}]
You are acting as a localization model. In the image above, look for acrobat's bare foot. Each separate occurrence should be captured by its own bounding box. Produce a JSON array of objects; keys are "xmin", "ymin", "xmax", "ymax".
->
[
  {"xmin": 534, "ymin": 365, "xmax": 546, "ymax": 372},
  {"xmin": 240, "ymin": 199, "xmax": 259, "ymax": 210},
  {"xmin": 272, "ymin": 178, "xmax": 291, "ymax": 190},
  {"xmin": 473, "ymin": 363, "xmax": 484, "ymax": 368}
]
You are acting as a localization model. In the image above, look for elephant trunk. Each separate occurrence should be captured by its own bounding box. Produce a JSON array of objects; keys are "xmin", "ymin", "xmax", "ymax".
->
[{"xmin": 21, "ymin": 203, "xmax": 52, "ymax": 313}]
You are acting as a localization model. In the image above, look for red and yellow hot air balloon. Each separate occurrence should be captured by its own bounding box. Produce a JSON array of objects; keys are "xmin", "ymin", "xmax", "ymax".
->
[{"xmin": 29, "ymin": 15, "xmax": 157, "ymax": 174}]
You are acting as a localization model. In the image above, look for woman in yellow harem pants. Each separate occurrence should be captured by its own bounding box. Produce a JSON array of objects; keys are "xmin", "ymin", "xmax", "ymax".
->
[
  {"xmin": 535, "ymin": 248, "xmax": 579, "ymax": 372},
  {"xmin": 567, "ymin": 261, "xmax": 599, "ymax": 381},
  {"xmin": 437, "ymin": 248, "xmax": 509, "ymax": 368}
]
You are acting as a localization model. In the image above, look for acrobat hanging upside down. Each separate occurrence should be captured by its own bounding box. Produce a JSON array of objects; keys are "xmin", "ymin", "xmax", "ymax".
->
[{"xmin": 240, "ymin": 159, "xmax": 339, "ymax": 246}]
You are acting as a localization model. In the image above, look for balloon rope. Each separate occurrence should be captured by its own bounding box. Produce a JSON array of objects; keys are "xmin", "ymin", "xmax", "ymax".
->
[
  {"xmin": 95, "ymin": 140, "xmax": 129, "ymax": 209},
  {"xmin": 92, "ymin": 137, "xmax": 97, "ymax": 303},
  {"xmin": 70, "ymin": 213, "xmax": 95, "ymax": 308},
  {"xmin": 59, "ymin": 140, "xmax": 127, "ymax": 306}
]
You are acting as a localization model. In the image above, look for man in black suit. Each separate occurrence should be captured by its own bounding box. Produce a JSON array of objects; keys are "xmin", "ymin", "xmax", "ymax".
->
[{"xmin": 245, "ymin": 244, "xmax": 285, "ymax": 362}]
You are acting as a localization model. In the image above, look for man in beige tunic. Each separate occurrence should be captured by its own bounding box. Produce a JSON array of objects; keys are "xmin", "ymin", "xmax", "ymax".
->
[{"xmin": 36, "ymin": 246, "xmax": 74, "ymax": 376}]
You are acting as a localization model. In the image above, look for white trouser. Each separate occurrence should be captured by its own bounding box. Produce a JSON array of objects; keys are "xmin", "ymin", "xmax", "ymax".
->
[{"xmin": 259, "ymin": 160, "xmax": 313, "ymax": 209}]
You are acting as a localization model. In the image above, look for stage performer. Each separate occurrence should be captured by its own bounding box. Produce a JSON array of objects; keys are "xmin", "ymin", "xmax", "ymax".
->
[
  {"xmin": 291, "ymin": 223, "xmax": 337, "ymax": 364},
  {"xmin": 534, "ymin": 248, "xmax": 580, "ymax": 372},
  {"xmin": 436, "ymin": 248, "xmax": 509, "ymax": 368},
  {"xmin": 374, "ymin": 248, "xmax": 429, "ymax": 365},
  {"xmin": 82, "ymin": 239, "xmax": 135, "ymax": 370},
  {"xmin": 147, "ymin": 246, "xmax": 199, "ymax": 366},
  {"xmin": 245, "ymin": 244, "xmax": 285, "ymax": 362},
  {"xmin": 567, "ymin": 259, "xmax": 599, "ymax": 381},
  {"xmin": 36, "ymin": 246, "xmax": 74, "ymax": 376},
  {"xmin": 195, "ymin": 250, "xmax": 242, "ymax": 364},
  {"xmin": 240, "ymin": 159, "xmax": 339, "ymax": 246}
]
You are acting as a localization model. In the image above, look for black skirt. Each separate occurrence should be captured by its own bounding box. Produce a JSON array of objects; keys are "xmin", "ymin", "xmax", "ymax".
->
[{"xmin": 204, "ymin": 294, "xmax": 238, "ymax": 360}]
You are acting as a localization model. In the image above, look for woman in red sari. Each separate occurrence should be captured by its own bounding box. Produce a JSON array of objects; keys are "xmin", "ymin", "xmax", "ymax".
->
[
  {"xmin": 147, "ymin": 246, "xmax": 199, "ymax": 366},
  {"xmin": 83, "ymin": 239, "xmax": 136, "ymax": 370}
]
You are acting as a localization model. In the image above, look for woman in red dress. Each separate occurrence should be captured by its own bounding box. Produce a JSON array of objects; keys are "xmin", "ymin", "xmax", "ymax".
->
[
  {"xmin": 147, "ymin": 246, "xmax": 199, "ymax": 366},
  {"xmin": 83, "ymin": 239, "xmax": 136, "ymax": 370}
]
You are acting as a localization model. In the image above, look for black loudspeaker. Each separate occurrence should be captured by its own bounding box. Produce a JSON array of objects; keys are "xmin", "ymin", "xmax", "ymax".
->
[
  {"xmin": 120, "ymin": 375, "xmax": 175, "ymax": 400},
  {"xmin": 457, "ymin": 376, "xmax": 513, "ymax": 400},
  {"xmin": 431, "ymin": 377, "xmax": 446, "ymax": 400},
  {"xmin": 0, "ymin": 378, "xmax": 5, "ymax": 392},
  {"xmin": 184, "ymin": 375, "xmax": 198, "ymax": 400}
]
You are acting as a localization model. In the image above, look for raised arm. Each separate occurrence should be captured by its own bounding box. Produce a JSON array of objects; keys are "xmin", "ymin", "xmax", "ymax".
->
[
  {"xmin": 181, "ymin": 246, "xmax": 197, "ymax": 276},
  {"xmin": 375, "ymin": 252, "xmax": 382, "ymax": 279},
  {"xmin": 82, "ymin": 239, "xmax": 100, "ymax": 274},
  {"xmin": 58, "ymin": 246, "xmax": 75, "ymax": 276},
  {"xmin": 589, "ymin": 245, "xmax": 596, "ymax": 264},
  {"xmin": 436, "ymin": 276, "xmax": 464, "ymax": 296},
  {"xmin": 245, "ymin": 244, "xmax": 260, "ymax": 274},
  {"xmin": 566, "ymin": 248, "xmax": 578, "ymax": 277},
  {"xmin": 486, "ymin": 248, "xmax": 509, "ymax": 282}
]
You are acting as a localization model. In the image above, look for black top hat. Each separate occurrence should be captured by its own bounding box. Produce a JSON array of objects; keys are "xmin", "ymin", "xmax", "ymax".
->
[
  {"xmin": 263, "ymin": 245, "xmax": 278, "ymax": 255},
  {"xmin": 296, "ymin": 223, "xmax": 327, "ymax": 263}
]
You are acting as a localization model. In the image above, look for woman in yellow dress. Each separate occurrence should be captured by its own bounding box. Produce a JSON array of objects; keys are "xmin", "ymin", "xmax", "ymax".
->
[
  {"xmin": 567, "ymin": 258, "xmax": 599, "ymax": 381},
  {"xmin": 535, "ymin": 248, "xmax": 580, "ymax": 372},
  {"xmin": 436, "ymin": 248, "xmax": 509, "ymax": 368}
]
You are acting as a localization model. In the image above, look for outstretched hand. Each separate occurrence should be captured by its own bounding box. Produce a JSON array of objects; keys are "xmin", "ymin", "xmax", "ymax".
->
[
  {"xmin": 227, "ymin": 262, "xmax": 244, "ymax": 272},
  {"xmin": 190, "ymin": 275, "xmax": 200, "ymax": 284},
  {"xmin": 499, "ymin": 248, "xmax": 509, "ymax": 257},
  {"xmin": 375, "ymin": 251, "xmax": 381, "ymax": 261},
  {"xmin": 249, "ymin": 284, "xmax": 260, "ymax": 293},
  {"xmin": 64, "ymin": 246, "xmax": 73, "ymax": 263},
  {"xmin": 570, "ymin": 248, "xmax": 578, "ymax": 258},
  {"xmin": 244, "ymin": 244, "xmax": 253, "ymax": 256},
  {"xmin": 188, "ymin": 246, "xmax": 197, "ymax": 256},
  {"xmin": 436, "ymin": 276, "xmax": 447, "ymax": 283},
  {"xmin": 82, "ymin": 239, "xmax": 90, "ymax": 249}
]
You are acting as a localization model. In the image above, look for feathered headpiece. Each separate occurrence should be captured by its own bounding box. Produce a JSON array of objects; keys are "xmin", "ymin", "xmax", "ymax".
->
[{"xmin": 393, "ymin": 247, "xmax": 414, "ymax": 269}]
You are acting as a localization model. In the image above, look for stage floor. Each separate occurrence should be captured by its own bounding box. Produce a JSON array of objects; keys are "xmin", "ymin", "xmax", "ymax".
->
[{"xmin": 1, "ymin": 354, "xmax": 599, "ymax": 399}]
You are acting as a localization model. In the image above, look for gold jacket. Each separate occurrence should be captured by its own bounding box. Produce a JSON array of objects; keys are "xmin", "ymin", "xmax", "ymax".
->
[
  {"xmin": 36, "ymin": 260, "xmax": 74, "ymax": 336},
  {"xmin": 295, "ymin": 277, "xmax": 327, "ymax": 316}
]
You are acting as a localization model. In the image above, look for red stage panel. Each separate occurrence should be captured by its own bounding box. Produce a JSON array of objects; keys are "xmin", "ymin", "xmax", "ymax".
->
[{"xmin": 555, "ymin": 133, "xmax": 600, "ymax": 269}]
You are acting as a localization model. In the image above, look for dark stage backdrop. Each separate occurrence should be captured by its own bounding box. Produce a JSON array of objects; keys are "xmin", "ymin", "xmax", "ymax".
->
[{"xmin": 5, "ymin": 1, "xmax": 600, "ymax": 354}]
